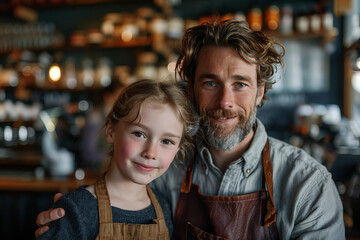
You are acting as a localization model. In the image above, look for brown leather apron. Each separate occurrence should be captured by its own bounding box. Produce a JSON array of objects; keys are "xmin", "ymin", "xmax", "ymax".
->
[
  {"xmin": 173, "ymin": 139, "xmax": 279, "ymax": 240},
  {"xmin": 95, "ymin": 177, "xmax": 170, "ymax": 240}
]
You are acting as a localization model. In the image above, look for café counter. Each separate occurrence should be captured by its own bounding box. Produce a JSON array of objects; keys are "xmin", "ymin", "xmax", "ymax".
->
[{"xmin": 0, "ymin": 173, "xmax": 98, "ymax": 192}]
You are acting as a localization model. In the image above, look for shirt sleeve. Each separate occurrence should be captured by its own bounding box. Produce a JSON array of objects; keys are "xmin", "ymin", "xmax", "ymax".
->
[
  {"xmin": 291, "ymin": 170, "xmax": 345, "ymax": 239},
  {"xmin": 36, "ymin": 191, "xmax": 97, "ymax": 240}
]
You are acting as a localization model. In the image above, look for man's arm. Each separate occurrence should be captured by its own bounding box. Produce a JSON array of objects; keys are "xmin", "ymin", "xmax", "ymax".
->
[
  {"xmin": 35, "ymin": 193, "xmax": 65, "ymax": 238},
  {"xmin": 291, "ymin": 172, "xmax": 345, "ymax": 239}
]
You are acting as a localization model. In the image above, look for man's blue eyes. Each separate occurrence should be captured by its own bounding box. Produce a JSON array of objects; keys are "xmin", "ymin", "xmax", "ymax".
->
[
  {"xmin": 204, "ymin": 82, "xmax": 245, "ymax": 87},
  {"xmin": 205, "ymin": 82, "xmax": 215, "ymax": 86}
]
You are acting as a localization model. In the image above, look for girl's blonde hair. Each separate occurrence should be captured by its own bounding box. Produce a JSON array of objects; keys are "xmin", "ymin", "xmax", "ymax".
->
[{"xmin": 103, "ymin": 79, "xmax": 199, "ymax": 171}]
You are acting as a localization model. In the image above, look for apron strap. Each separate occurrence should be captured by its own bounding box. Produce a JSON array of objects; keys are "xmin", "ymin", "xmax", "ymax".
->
[
  {"xmin": 262, "ymin": 139, "xmax": 276, "ymax": 227},
  {"xmin": 95, "ymin": 177, "xmax": 114, "ymax": 238},
  {"xmin": 146, "ymin": 185, "xmax": 169, "ymax": 236},
  {"xmin": 180, "ymin": 151, "xmax": 195, "ymax": 193}
]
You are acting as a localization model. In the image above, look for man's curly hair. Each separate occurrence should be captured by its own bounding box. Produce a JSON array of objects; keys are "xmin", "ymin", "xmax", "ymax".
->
[{"xmin": 176, "ymin": 19, "xmax": 285, "ymax": 107}]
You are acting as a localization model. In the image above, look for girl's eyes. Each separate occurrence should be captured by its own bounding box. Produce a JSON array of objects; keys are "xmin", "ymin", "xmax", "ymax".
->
[
  {"xmin": 132, "ymin": 132, "xmax": 177, "ymax": 145},
  {"xmin": 133, "ymin": 131, "xmax": 145, "ymax": 138},
  {"xmin": 161, "ymin": 139, "xmax": 175, "ymax": 145}
]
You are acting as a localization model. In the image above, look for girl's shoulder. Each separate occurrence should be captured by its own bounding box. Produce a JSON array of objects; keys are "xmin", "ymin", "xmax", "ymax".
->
[{"xmin": 54, "ymin": 185, "xmax": 97, "ymax": 210}]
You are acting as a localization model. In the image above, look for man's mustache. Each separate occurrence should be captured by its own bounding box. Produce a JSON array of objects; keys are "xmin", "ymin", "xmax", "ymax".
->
[{"xmin": 204, "ymin": 108, "xmax": 239, "ymax": 119}]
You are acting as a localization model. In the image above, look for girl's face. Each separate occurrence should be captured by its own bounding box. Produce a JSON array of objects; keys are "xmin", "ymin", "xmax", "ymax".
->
[{"xmin": 105, "ymin": 101, "xmax": 184, "ymax": 185}]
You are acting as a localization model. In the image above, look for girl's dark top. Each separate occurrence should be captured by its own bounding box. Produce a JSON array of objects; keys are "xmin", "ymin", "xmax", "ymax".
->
[{"xmin": 37, "ymin": 185, "xmax": 173, "ymax": 240}]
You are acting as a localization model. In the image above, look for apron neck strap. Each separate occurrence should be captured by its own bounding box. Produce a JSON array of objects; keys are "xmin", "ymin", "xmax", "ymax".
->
[
  {"xmin": 95, "ymin": 177, "xmax": 113, "ymax": 223},
  {"xmin": 95, "ymin": 177, "xmax": 114, "ymax": 238},
  {"xmin": 263, "ymin": 139, "xmax": 276, "ymax": 226},
  {"xmin": 180, "ymin": 150, "xmax": 195, "ymax": 193},
  {"xmin": 146, "ymin": 185, "xmax": 166, "ymax": 221}
]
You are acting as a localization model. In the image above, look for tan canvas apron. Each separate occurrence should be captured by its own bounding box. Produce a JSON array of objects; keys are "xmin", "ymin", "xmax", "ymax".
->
[
  {"xmin": 95, "ymin": 177, "xmax": 170, "ymax": 240},
  {"xmin": 173, "ymin": 139, "xmax": 279, "ymax": 240}
]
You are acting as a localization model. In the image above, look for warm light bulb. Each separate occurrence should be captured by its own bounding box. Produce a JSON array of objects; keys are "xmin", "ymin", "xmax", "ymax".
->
[
  {"xmin": 49, "ymin": 64, "xmax": 61, "ymax": 82},
  {"xmin": 18, "ymin": 126, "xmax": 28, "ymax": 142},
  {"xmin": 121, "ymin": 30, "xmax": 133, "ymax": 42},
  {"xmin": 356, "ymin": 58, "xmax": 360, "ymax": 70},
  {"xmin": 101, "ymin": 20, "xmax": 114, "ymax": 36},
  {"xmin": 167, "ymin": 61, "xmax": 176, "ymax": 72},
  {"xmin": 352, "ymin": 72, "xmax": 360, "ymax": 93},
  {"xmin": 4, "ymin": 126, "xmax": 13, "ymax": 142}
]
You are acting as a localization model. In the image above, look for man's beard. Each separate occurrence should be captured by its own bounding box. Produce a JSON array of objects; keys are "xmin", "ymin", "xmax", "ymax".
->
[{"xmin": 200, "ymin": 107, "xmax": 257, "ymax": 151}]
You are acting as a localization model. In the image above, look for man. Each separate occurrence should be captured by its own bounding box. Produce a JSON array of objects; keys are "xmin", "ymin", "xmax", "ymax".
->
[{"xmin": 36, "ymin": 20, "xmax": 345, "ymax": 239}]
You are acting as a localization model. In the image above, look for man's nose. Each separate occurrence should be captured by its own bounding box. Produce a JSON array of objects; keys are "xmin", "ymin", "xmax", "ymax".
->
[
  {"xmin": 218, "ymin": 86, "xmax": 234, "ymax": 109},
  {"xmin": 141, "ymin": 142, "xmax": 157, "ymax": 160}
]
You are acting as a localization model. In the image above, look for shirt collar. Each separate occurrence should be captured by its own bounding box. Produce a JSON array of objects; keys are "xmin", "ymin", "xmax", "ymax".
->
[
  {"xmin": 196, "ymin": 119, "xmax": 268, "ymax": 175},
  {"xmin": 241, "ymin": 119, "xmax": 268, "ymax": 175}
]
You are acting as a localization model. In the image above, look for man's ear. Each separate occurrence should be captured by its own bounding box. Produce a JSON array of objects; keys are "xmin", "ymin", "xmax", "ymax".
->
[
  {"xmin": 256, "ymin": 82, "xmax": 265, "ymax": 106},
  {"xmin": 104, "ymin": 123, "xmax": 114, "ymax": 144}
]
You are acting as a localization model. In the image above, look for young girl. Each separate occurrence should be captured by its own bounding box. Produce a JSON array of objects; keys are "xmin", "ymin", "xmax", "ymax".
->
[{"xmin": 37, "ymin": 79, "xmax": 198, "ymax": 240}]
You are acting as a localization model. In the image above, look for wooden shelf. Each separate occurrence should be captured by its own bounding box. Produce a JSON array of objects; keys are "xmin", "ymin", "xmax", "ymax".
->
[
  {"xmin": 0, "ymin": 0, "xmax": 152, "ymax": 11},
  {"xmin": 0, "ymin": 175, "xmax": 98, "ymax": 192},
  {"xmin": 264, "ymin": 28, "xmax": 339, "ymax": 44},
  {"xmin": 100, "ymin": 37, "xmax": 152, "ymax": 48},
  {"xmin": 0, "ymin": 37, "xmax": 152, "ymax": 55},
  {"xmin": 68, "ymin": 36, "xmax": 153, "ymax": 49},
  {"xmin": 0, "ymin": 149, "xmax": 41, "ymax": 166}
]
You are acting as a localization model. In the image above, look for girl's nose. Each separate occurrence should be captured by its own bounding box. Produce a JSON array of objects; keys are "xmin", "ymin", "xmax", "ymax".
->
[{"xmin": 141, "ymin": 142, "xmax": 157, "ymax": 160}]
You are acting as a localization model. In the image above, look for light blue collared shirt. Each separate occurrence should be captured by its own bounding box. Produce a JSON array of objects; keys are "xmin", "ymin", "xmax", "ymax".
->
[{"xmin": 151, "ymin": 119, "xmax": 345, "ymax": 239}]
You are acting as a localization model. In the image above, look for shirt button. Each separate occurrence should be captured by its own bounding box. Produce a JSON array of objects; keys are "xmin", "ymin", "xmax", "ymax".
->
[
  {"xmin": 246, "ymin": 169, "xmax": 251, "ymax": 174},
  {"xmin": 202, "ymin": 163, "xmax": 207, "ymax": 170}
]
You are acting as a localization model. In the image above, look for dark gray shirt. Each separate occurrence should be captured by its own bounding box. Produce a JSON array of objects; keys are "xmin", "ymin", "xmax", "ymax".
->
[{"xmin": 37, "ymin": 186, "xmax": 173, "ymax": 240}]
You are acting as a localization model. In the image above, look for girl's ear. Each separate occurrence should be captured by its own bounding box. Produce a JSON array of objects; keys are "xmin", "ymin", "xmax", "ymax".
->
[{"xmin": 105, "ymin": 123, "xmax": 115, "ymax": 143}]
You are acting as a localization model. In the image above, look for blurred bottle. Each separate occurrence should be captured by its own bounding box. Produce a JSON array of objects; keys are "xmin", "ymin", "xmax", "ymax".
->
[
  {"xmin": 322, "ymin": 10, "xmax": 334, "ymax": 31},
  {"xmin": 280, "ymin": 5, "xmax": 293, "ymax": 35},
  {"xmin": 265, "ymin": 5, "xmax": 280, "ymax": 31},
  {"xmin": 136, "ymin": 7, "xmax": 155, "ymax": 38},
  {"xmin": 64, "ymin": 57, "xmax": 77, "ymax": 89},
  {"xmin": 95, "ymin": 57, "xmax": 112, "ymax": 88},
  {"xmin": 247, "ymin": 7, "xmax": 263, "ymax": 31},
  {"xmin": 79, "ymin": 58, "xmax": 95, "ymax": 88},
  {"xmin": 135, "ymin": 52, "xmax": 158, "ymax": 80},
  {"xmin": 309, "ymin": 5, "xmax": 322, "ymax": 32},
  {"xmin": 295, "ymin": 8, "xmax": 309, "ymax": 33}
]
